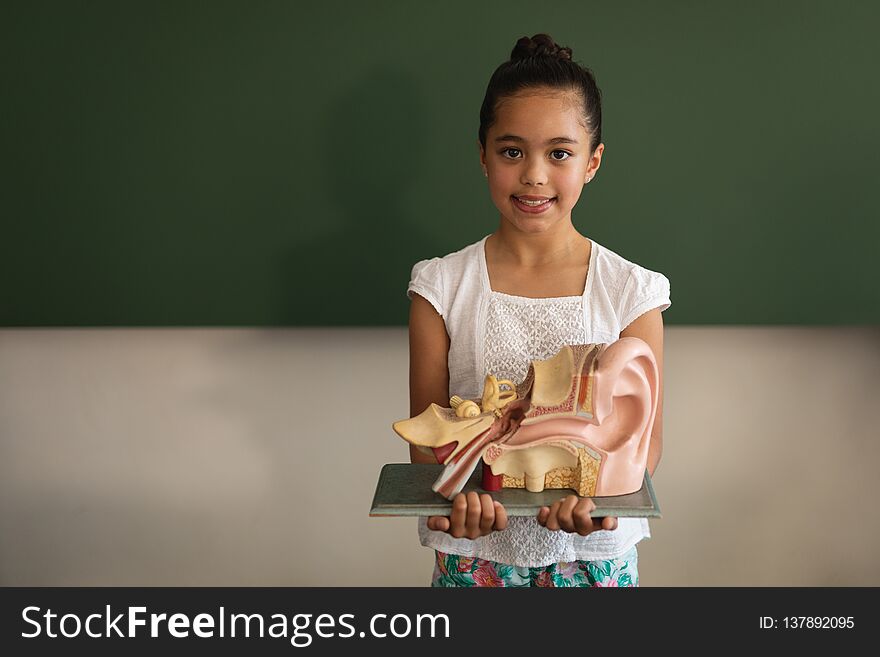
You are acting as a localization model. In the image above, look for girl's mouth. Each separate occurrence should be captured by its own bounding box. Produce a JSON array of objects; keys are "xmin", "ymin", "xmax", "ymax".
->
[{"xmin": 512, "ymin": 196, "xmax": 556, "ymax": 214}]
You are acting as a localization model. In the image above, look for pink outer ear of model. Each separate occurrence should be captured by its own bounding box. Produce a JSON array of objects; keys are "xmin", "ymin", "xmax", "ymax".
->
[{"xmin": 590, "ymin": 337, "xmax": 659, "ymax": 495}]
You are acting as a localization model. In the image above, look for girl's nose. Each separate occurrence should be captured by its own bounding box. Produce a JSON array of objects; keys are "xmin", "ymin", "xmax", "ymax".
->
[{"xmin": 520, "ymin": 158, "xmax": 548, "ymax": 186}]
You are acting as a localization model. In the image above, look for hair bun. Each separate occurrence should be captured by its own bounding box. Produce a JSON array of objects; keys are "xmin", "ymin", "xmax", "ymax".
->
[{"xmin": 510, "ymin": 34, "xmax": 573, "ymax": 61}]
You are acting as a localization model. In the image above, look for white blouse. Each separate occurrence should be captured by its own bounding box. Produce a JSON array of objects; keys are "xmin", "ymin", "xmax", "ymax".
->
[{"xmin": 407, "ymin": 235, "xmax": 671, "ymax": 566}]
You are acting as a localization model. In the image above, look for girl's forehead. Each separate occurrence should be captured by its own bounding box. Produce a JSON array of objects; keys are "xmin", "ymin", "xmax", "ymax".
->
[{"xmin": 491, "ymin": 90, "xmax": 588, "ymax": 140}]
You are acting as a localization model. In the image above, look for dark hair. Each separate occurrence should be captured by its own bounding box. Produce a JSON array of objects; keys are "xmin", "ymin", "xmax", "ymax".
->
[{"xmin": 478, "ymin": 34, "xmax": 602, "ymax": 153}]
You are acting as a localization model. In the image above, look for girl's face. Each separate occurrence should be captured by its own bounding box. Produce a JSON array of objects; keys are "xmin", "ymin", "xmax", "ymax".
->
[{"xmin": 479, "ymin": 88, "xmax": 603, "ymax": 235}]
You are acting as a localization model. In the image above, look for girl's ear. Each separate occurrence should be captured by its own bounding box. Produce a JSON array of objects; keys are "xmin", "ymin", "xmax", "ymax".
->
[{"xmin": 585, "ymin": 143, "xmax": 605, "ymax": 183}]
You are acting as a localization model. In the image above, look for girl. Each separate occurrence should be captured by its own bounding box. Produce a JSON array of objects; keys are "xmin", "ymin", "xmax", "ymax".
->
[{"xmin": 407, "ymin": 34, "xmax": 670, "ymax": 587}]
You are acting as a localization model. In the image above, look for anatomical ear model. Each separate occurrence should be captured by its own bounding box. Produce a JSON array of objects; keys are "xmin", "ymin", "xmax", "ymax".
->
[{"xmin": 393, "ymin": 339, "xmax": 659, "ymax": 500}]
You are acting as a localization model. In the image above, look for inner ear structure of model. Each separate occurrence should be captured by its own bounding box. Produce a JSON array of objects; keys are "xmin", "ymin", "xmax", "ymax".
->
[{"xmin": 393, "ymin": 339, "xmax": 659, "ymax": 500}]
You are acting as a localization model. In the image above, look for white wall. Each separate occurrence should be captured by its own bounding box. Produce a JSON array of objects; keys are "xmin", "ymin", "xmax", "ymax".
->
[{"xmin": 1, "ymin": 326, "xmax": 878, "ymax": 585}]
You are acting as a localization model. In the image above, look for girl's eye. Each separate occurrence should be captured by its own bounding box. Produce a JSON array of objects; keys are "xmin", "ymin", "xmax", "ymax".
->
[
  {"xmin": 550, "ymin": 150, "xmax": 571, "ymax": 161},
  {"xmin": 502, "ymin": 148, "xmax": 522, "ymax": 159}
]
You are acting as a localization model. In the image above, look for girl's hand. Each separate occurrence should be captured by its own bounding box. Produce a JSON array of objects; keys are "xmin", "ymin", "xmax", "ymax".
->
[
  {"xmin": 537, "ymin": 495, "xmax": 618, "ymax": 536},
  {"xmin": 427, "ymin": 491, "xmax": 508, "ymax": 539}
]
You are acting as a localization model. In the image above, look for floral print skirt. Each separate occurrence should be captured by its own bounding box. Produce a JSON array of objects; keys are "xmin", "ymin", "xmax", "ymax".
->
[{"xmin": 431, "ymin": 546, "xmax": 639, "ymax": 587}]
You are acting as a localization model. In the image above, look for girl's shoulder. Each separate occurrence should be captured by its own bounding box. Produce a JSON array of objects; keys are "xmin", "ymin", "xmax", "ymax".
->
[
  {"xmin": 589, "ymin": 238, "xmax": 671, "ymax": 327},
  {"xmin": 590, "ymin": 239, "xmax": 669, "ymax": 289},
  {"xmin": 406, "ymin": 235, "xmax": 488, "ymax": 317},
  {"xmin": 409, "ymin": 235, "xmax": 487, "ymax": 286},
  {"xmin": 414, "ymin": 235, "xmax": 486, "ymax": 268}
]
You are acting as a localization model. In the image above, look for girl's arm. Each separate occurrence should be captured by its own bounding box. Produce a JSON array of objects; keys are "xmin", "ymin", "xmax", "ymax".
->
[
  {"xmin": 408, "ymin": 293, "xmax": 508, "ymax": 537},
  {"xmin": 407, "ymin": 294, "xmax": 450, "ymax": 464},
  {"xmin": 619, "ymin": 307, "xmax": 665, "ymax": 477}
]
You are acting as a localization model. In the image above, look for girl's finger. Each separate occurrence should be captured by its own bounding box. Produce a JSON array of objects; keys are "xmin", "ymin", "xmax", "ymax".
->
[
  {"xmin": 493, "ymin": 501, "xmax": 508, "ymax": 531},
  {"xmin": 600, "ymin": 515, "xmax": 618, "ymax": 532},
  {"xmin": 536, "ymin": 506, "xmax": 550, "ymax": 526},
  {"xmin": 427, "ymin": 516, "xmax": 450, "ymax": 532},
  {"xmin": 464, "ymin": 491, "xmax": 482, "ymax": 538},
  {"xmin": 478, "ymin": 494, "xmax": 495, "ymax": 536},
  {"xmin": 544, "ymin": 499, "xmax": 563, "ymax": 531},
  {"xmin": 448, "ymin": 493, "xmax": 468, "ymax": 538},
  {"xmin": 556, "ymin": 495, "xmax": 579, "ymax": 533},
  {"xmin": 572, "ymin": 498, "xmax": 596, "ymax": 535}
]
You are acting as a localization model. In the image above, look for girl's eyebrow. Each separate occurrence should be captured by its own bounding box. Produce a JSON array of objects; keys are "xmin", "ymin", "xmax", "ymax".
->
[{"xmin": 494, "ymin": 135, "xmax": 579, "ymax": 145}]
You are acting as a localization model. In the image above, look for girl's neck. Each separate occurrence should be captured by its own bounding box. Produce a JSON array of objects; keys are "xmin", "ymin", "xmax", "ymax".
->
[{"xmin": 489, "ymin": 220, "xmax": 586, "ymax": 268}]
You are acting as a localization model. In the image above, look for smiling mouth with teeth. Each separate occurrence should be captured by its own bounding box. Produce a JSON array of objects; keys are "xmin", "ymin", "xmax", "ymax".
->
[{"xmin": 514, "ymin": 196, "xmax": 555, "ymax": 206}]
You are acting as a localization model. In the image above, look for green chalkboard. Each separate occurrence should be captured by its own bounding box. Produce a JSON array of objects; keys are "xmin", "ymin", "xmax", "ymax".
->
[{"xmin": 2, "ymin": 1, "xmax": 879, "ymax": 326}]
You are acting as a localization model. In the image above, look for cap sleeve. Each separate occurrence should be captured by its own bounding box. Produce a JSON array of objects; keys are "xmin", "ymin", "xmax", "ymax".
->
[
  {"xmin": 619, "ymin": 266, "xmax": 671, "ymax": 330},
  {"xmin": 407, "ymin": 257, "xmax": 445, "ymax": 318}
]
